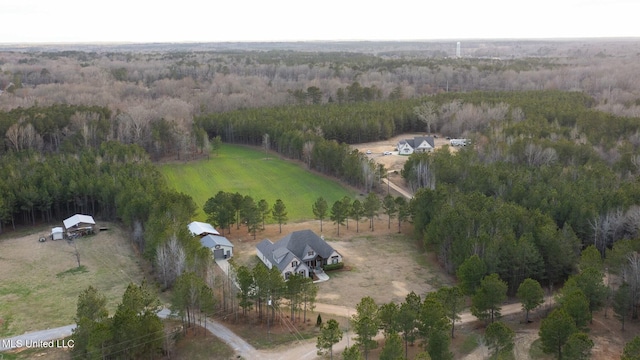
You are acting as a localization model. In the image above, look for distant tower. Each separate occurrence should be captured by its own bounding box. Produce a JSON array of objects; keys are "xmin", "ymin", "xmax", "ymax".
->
[{"xmin": 456, "ymin": 42, "xmax": 461, "ymax": 58}]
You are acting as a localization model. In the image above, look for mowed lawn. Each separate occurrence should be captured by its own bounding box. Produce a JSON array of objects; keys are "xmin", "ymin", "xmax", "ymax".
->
[
  {"xmin": 0, "ymin": 224, "xmax": 144, "ymax": 337},
  {"xmin": 159, "ymin": 144, "xmax": 356, "ymax": 221}
]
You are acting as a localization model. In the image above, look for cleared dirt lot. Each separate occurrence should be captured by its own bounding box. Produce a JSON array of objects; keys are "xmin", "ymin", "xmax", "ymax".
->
[
  {"xmin": 228, "ymin": 216, "xmax": 452, "ymax": 311},
  {"xmin": 0, "ymin": 224, "xmax": 145, "ymax": 337},
  {"xmin": 350, "ymin": 133, "xmax": 457, "ymax": 173}
]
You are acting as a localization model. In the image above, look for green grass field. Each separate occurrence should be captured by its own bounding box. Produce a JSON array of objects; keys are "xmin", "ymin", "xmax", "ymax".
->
[
  {"xmin": 158, "ymin": 145, "xmax": 356, "ymax": 222},
  {"xmin": 0, "ymin": 224, "xmax": 144, "ymax": 337}
]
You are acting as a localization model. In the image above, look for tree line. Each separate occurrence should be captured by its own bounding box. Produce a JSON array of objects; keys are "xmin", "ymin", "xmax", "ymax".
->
[
  {"xmin": 203, "ymin": 191, "xmax": 288, "ymax": 239},
  {"xmin": 3, "ymin": 41, "xmax": 639, "ymax": 120},
  {"xmin": 311, "ymin": 194, "xmax": 410, "ymax": 235},
  {"xmin": 0, "ymin": 103, "xmax": 205, "ymax": 160}
]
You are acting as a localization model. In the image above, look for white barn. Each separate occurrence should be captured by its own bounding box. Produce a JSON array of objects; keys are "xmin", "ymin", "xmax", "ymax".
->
[
  {"xmin": 63, "ymin": 214, "xmax": 96, "ymax": 236},
  {"xmin": 188, "ymin": 221, "xmax": 221, "ymax": 237}
]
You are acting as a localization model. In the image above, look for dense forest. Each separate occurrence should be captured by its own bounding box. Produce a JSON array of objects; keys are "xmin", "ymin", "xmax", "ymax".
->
[
  {"xmin": 2, "ymin": 41, "xmax": 640, "ymax": 358},
  {"xmin": 2, "ymin": 40, "xmax": 640, "ymax": 147}
]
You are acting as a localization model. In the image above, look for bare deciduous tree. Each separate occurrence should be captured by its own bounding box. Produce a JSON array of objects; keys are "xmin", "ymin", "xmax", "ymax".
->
[
  {"xmin": 622, "ymin": 252, "xmax": 640, "ymax": 319},
  {"xmin": 414, "ymin": 102, "xmax": 437, "ymax": 134},
  {"xmin": 523, "ymin": 143, "xmax": 558, "ymax": 166},
  {"xmin": 156, "ymin": 235, "xmax": 186, "ymax": 290},
  {"xmin": 4, "ymin": 120, "xmax": 43, "ymax": 152},
  {"xmin": 302, "ymin": 140, "xmax": 314, "ymax": 168}
]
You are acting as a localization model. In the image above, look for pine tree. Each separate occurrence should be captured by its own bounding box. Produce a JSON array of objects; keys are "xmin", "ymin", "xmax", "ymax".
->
[
  {"xmin": 317, "ymin": 319, "xmax": 343, "ymax": 360},
  {"xmin": 363, "ymin": 192, "xmax": 380, "ymax": 231},
  {"xmin": 342, "ymin": 345, "xmax": 364, "ymax": 360},
  {"xmin": 351, "ymin": 296, "xmax": 380, "ymax": 360},
  {"xmin": 471, "ymin": 274, "xmax": 507, "ymax": 323},
  {"xmin": 563, "ymin": 332, "xmax": 594, "ymax": 360},
  {"xmin": 350, "ymin": 199, "xmax": 365, "ymax": 233},
  {"xmin": 516, "ymin": 278, "xmax": 545, "ymax": 323},
  {"xmin": 613, "ymin": 282, "xmax": 632, "ymax": 331},
  {"xmin": 456, "ymin": 255, "xmax": 487, "ymax": 296},
  {"xmin": 331, "ymin": 199, "xmax": 348, "ymax": 236},
  {"xmin": 621, "ymin": 336, "xmax": 640, "ymax": 360},
  {"xmin": 485, "ymin": 321, "xmax": 515, "ymax": 358},
  {"xmin": 380, "ymin": 332, "xmax": 403, "ymax": 360},
  {"xmin": 539, "ymin": 309, "xmax": 577, "ymax": 359},
  {"xmin": 312, "ymin": 197, "xmax": 328, "ymax": 232},
  {"xmin": 382, "ymin": 194, "xmax": 397, "ymax": 229},
  {"xmin": 272, "ymin": 199, "xmax": 288, "ymax": 233}
]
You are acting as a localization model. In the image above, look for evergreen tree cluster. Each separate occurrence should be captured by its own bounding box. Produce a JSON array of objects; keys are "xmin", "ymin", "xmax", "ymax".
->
[{"xmin": 71, "ymin": 283, "xmax": 163, "ymax": 359}]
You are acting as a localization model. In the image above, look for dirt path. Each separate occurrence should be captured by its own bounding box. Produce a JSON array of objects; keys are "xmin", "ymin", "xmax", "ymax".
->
[
  {"xmin": 0, "ymin": 297, "xmax": 554, "ymax": 358},
  {"xmin": 259, "ymin": 297, "xmax": 555, "ymax": 360},
  {"xmin": 382, "ymin": 178, "xmax": 413, "ymax": 199}
]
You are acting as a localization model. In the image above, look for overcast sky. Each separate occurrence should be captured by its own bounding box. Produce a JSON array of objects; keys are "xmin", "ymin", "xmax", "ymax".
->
[{"xmin": 1, "ymin": 0, "xmax": 639, "ymax": 43}]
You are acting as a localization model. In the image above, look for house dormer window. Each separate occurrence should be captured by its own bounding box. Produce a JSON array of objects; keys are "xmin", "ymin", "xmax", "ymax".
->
[
  {"xmin": 308, "ymin": 251, "xmax": 314, "ymax": 256},
  {"xmin": 292, "ymin": 261, "xmax": 298, "ymax": 267}
]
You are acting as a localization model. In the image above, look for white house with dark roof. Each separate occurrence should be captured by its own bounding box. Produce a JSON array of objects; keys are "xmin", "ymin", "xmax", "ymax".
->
[
  {"xmin": 200, "ymin": 234, "xmax": 234, "ymax": 259},
  {"xmin": 188, "ymin": 221, "xmax": 221, "ymax": 237},
  {"xmin": 397, "ymin": 136, "xmax": 435, "ymax": 155},
  {"xmin": 256, "ymin": 229, "xmax": 342, "ymax": 280}
]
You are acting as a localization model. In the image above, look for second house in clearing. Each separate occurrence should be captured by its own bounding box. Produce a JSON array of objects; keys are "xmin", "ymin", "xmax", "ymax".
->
[
  {"xmin": 256, "ymin": 229, "xmax": 342, "ymax": 280},
  {"xmin": 397, "ymin": 136, "xmax": 435, "ymax": 155}
]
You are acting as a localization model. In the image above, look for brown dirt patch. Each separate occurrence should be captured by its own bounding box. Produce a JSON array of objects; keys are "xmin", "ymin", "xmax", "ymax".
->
[
  {"xmin": 350, "ymin": 133, "xmax": 457, "ymax": 173},
  {"xmin": 225, "ymin": 216, "xmax": 450, "ymax": 311}
]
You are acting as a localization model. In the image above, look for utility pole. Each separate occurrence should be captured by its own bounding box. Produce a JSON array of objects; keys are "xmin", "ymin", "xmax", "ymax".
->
[
  {"xmin": 387, "ymin": 174, "xmax": 390, "ymax": 195},
  {"xmin": 267, "ymin": 296, "xmax": 272, "ymax": 342}
]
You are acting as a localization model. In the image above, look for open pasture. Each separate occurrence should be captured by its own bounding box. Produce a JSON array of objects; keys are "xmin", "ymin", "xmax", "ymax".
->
[
  {"xmin": 159, "ymin": 144, "xmax": 356, "ymax": 221},
  {"xmin": 0, "ymin": 224, "xmax": 144, "ymax": 337}
]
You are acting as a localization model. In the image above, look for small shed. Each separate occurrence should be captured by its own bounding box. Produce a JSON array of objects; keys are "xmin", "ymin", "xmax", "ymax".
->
[
  {"xmin": 51, "ymin": 227, "xmax": 64, "ymax": 240},
  {"xmin": 188, "ymin": 221, "xmax": 221, "ymax": 237},
  {"xmin": 200, "ymin": 234, "xmax": 234, "ymax": 259},
  {"xmin": 63, "ymin": 214, "xmax": 96, "ymax": 236}
]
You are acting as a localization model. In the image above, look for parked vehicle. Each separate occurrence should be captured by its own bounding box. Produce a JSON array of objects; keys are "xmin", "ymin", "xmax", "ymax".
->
[
  {"xmin": 450, "ymin": 139, "xmax": 469, "ymax": 146},
  {"xmin": 383, "ymin": 151, "xmax": 392, "ymax": 155}
]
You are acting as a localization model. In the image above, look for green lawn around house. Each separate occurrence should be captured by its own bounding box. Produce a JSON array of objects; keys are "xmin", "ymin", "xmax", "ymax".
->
[{"xmin": 158, "ymin": 144, "xmax": 356, "ymax": 222}]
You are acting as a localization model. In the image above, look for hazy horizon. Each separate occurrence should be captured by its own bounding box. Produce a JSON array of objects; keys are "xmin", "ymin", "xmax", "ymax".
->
[{"xmin": 2, "ymin": 0, "xmax": 639, "ymax": 44}]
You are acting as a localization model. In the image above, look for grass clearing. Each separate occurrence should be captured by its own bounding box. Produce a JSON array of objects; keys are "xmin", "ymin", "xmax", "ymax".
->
[
  {"xmin": 158, "ymin": 144, "xmax": 356, "ymax": 221},
  {"xmin": 0, "ymin": 346, "xmax": 70, "ymax": 360},
  {"xmin": 223, "ymin": 315, "xmax": 321, "ymax": 350},
  {"xmin": 0, "ymin": 224, "xmax": 145, "ymax": 337},
  {"xmin": 166, "ymin": 320, "xmax": 235, "ymax": 360},
  {"xmin": 56, "ymin": 265, "xmax": 89, "ymax": 278},
  {"xmin": 459, "ymin": 332, "xmax": 480, "ymax": 355},
  {"xmin": 529, "ymin": 338, "xmax": 553, "ymax": 359}
]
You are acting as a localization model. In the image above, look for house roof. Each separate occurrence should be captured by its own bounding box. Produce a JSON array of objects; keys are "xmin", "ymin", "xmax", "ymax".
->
[
  {"xmin": 200, "ymin": 234, "xmax": 233, "ymax": 249},
  {"xmin": 188, "ymin": 221, "xmax": 220, "ymax": 236},
  {"xmin": 398, "ymin": 136, "xmax": 435, "ymax": 149},
  {"xmin": 257, "ymin": 230, "xmax": 339, "ymax": 272},
  {"xmin": 63, "ymin": 214, "xmax": 95, "ymax": 229},
  {"xmin": 414, "ymin": 136, "xmax": 435, "ymax": 148},
  {"xmin": 257, "ymin": 239, "xmax": 293, "ymax": 272}
]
